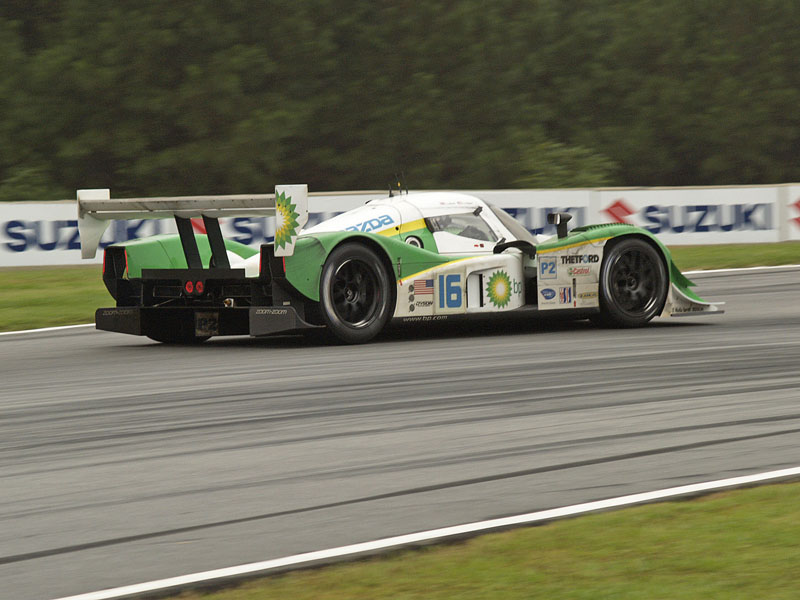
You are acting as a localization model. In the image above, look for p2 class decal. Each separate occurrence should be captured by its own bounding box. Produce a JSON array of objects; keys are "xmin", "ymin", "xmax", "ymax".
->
[{"xmin": 539, "ymin": 258, "xmax": 557, "ymax": 280}]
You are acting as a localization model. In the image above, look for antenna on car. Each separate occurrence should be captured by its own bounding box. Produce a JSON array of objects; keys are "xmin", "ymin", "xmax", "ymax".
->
[{"xmin": 388, "ymin": 172, "xmax": 408, "ymax": 197}]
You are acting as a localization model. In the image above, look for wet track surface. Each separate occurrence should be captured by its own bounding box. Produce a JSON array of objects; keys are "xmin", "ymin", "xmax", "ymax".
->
[{"xmin": 1, "ymin": 267, "xmax": 799, "ymax": 599}]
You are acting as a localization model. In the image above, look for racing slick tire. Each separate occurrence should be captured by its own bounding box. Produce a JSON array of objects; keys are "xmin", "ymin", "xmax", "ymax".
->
[
  {"xmin": 593, "ymin": 238, "xmax": 668, "ymax": 328},
  {"xmin": 319, "ymin": 243, "xmax": 395, "ymax": 344}
]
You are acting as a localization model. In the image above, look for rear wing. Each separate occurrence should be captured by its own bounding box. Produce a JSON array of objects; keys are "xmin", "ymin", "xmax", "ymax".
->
[{"xmin": 77, "ymin": 184, "xmax": 308, "ymax": 263}]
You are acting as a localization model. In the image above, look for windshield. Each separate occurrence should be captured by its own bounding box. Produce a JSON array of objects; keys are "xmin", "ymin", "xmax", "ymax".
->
[
  {"xmin": 488, "ymin": 204, "xmax": 538, "ymax": 245},
  {"xmin": 425, "ymin": 212, "xmax": 498, "ymax": 242}
]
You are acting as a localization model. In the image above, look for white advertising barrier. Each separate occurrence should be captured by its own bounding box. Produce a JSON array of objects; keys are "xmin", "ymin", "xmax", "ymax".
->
[
  {"xmin": 1, "ymin": 185, "xmax": 798, "ymax": 267},
  {"xmin": 788, "ymin": 186, "xmax": 800, "ymax": 241},
  {"xmin": 0, "ymin": 193, "xmax": 377, "ymax": 267},
  {"xmin": 595, "ymin": 186, "xmax": 781, "ymax": 245}
]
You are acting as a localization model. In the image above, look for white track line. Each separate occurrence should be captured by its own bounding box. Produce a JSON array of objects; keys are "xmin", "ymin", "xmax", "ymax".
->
[
  {"xmin": 0, "ymin": 323, "xmax": 93, "ymax": 337},
  {"xmin": 52, "ymin": 465, "xmax": 800, "ymax": 600},
  {"xmin": 685, "ymin": 264, "xmax": 800, "ymax": 275}
]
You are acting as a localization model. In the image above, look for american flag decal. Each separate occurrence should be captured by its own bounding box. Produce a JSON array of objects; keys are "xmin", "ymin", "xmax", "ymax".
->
[{"xmin": 414, "ymin": 279, "xmax": 434, "ymax": 295}]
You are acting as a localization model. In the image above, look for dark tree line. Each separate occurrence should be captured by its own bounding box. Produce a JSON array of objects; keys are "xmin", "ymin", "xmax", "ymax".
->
[{"xmin": 1, "ymin": 0, "xmax": 799, "ymax": 200}]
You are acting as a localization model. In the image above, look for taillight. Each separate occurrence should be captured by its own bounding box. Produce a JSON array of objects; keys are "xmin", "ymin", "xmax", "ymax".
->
[
  {"xmin": 102, "ymin": 249, "xmax": 107, "ymax": 275},
  {"xmin": 183, "ymin": 280, "xmax": 205, "ymax": 296}
]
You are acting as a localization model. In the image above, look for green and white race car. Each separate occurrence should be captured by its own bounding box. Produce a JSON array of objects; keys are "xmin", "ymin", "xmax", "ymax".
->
[{"xmin": 78, "ymin": 184, "xmax": 722, "ymax": 344}]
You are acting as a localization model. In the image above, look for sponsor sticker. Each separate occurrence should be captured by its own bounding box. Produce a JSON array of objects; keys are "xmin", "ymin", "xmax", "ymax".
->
[
  {"xmin": 541, "ymin": 288, "xmax": 556, "ymax": 300},
  {"xmin": 345, "ymin": 214, "xmax": 395, "ymax": 233},
  {"xmin": 195, "ymin": 311, "xmax": 219, "ymax": 336},
  {"xmin": 255, "ymin": 308, "xmax": 289, "ymax": 315},
  {"xmin": 559, "ymin": 287, "xmax": 572, "ymax": 304},
  {"xmin": 539, "ymin": 259, "xmax": 557, "ymax": 280},
  {"xmin": 414, "ymin": 279, "xmax": 434, "ymax": 295},
  {"xmin": 486, "ymin": 270, "xmax": 513, "ymax": 308},
  {"xmin": 560, "ymin": 254, "xmax": 599, "ymax": 264},
  {"xmin": 438, "ymin": 274, "xmax": 462, "ymax": 309},
  {"xmin": 568, "ymin": 266, "xmax": 591, "ymax": 276}
]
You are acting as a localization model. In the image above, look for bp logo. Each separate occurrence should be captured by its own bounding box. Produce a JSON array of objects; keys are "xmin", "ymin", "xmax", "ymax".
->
[
  {"xmin": 274, "ymin": 191, "xmax": 301, "ymax": 250},
  {"xmin": 486, "ymin": 270, "xmax": 512, "ymax": 308}
]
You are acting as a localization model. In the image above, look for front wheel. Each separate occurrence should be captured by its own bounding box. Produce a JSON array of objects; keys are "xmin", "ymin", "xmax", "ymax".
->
[
  {"xmin": 594, "ymin": 238, "xmax": 668, "ymax": 327},
  {"xmin": 319, "ymin": 243, "xmax": 395, "ymax": 344}
]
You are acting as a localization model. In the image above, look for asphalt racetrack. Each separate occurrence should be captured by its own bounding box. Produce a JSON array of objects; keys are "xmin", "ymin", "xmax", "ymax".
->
[{"xmin": 2, "ymin": 267, "xmax": 799, "ymax": 600}]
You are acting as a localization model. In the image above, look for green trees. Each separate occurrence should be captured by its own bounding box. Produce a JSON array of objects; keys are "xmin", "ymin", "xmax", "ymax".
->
[{"xmin": 1, "ymin": 1, "xmax": 798, "ymax": 200}]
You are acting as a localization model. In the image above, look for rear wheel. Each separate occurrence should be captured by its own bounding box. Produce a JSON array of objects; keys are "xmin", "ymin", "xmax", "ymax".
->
[
  {"xmin": 319, "ymin": 243, "xmax": 394, "ymax": 344},
  {"xmin": 594, "ymin": 238, "xmax": 667, "ymax": 327}
]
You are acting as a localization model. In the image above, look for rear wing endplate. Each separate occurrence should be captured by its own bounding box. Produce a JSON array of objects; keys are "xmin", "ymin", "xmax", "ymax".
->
[{"xmin": 77, "ymin": 184, "xmax": 308, "ymax": 264}]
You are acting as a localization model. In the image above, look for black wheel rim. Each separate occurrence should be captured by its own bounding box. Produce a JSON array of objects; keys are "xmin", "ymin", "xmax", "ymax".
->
[
  {"xmin": 608, "ymin": 249, "xmax": 662, "ymax": 316},
  {"xmin": 330, "ymin": 258, "xmax": 381, "ymax": 327}
]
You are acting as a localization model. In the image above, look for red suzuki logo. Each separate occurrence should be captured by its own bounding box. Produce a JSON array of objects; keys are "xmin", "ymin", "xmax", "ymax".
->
[
  {"xmin": 603, "ymin": 199, "xmax": 635, "ymax": 224},
  {"xmin": 793, "ymin": 198, "xmax": 800, "ymax": 229}
]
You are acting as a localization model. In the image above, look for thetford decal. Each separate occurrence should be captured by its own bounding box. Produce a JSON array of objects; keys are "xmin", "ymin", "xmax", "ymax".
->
[{"xmin": 560, "ymin": 254, "xmax": 599, "ymax": 264}]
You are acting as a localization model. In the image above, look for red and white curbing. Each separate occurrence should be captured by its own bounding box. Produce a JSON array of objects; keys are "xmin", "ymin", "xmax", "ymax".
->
[{"xmin": 52, "ymin": 465, "xmax": 800, "ymax": 600}]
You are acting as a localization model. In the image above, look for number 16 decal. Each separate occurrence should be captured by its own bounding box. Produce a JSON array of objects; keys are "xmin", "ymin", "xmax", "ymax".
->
[{"xmin": 438, "ymin": 274, "xmax": 462, "ymax": 308}]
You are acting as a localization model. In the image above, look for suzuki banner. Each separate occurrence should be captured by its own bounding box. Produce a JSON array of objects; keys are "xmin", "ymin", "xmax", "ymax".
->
[
  {"xmin": 1, "ymin": 185, "xmax": 797, "ymax": 267},
  {"xmin": 595, "ymin": 187, "xmax": 779, "ymax": 245}
]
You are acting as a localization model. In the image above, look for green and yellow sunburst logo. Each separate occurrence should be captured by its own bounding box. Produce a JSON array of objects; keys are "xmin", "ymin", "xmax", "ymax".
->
[
  {"xmin": 486, "ymin": 270, "xmax": 512, "ymax": 308},
  {"xmin": 274, "ymin": 191, "xmax": 300, "ymax": 250}
]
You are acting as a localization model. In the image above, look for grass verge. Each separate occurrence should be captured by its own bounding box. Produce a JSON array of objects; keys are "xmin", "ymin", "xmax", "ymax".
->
[
  {"xmin": 172, "ymin": 482, "xmax": 800, "ymax": 600},
  {"xmin": 0, "ymin": 265, "xmax": 105, "ymax": 331},
  {"xmin": 669, "ymin": 241, "xmax": 800, "ymax": 271},
  {"xmin": 0, "ymin": 242, "xmax": 798, "ymax": 332}
]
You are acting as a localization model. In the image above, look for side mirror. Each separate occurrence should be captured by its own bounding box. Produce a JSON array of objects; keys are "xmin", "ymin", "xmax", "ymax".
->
[
  {"xmin": 493, "ymin": 239, "xmax": 536, "ymax": 259},
  {"xmin": 547, "ymin": 212, "xmax": 572, "ymax": 239}
]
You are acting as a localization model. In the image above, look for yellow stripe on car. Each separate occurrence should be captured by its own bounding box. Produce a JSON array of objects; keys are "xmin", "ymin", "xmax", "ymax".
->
[
  {"xmin": 536, "ymin": 236, "xmax": 613, "ymax": 254},
  {"xmin": 398, "ymin": 257, "xmax": 476, "ymax": 284},
  {"xmin": 377, "ymin": 218, "xmax": 428, "ymax": 237}
]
